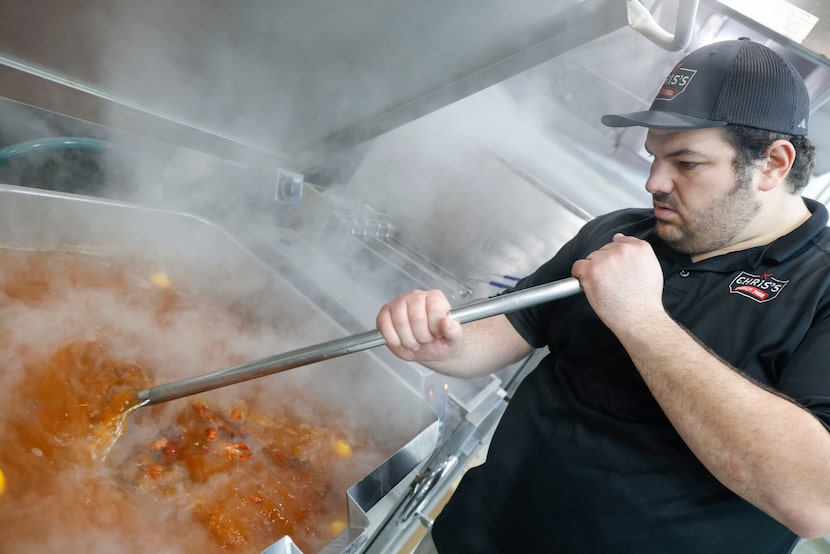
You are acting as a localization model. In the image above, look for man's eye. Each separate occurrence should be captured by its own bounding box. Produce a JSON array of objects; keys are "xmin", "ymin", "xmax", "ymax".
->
[{"xmin": 678, "ymin": 161, "xmax": 699, "ymax": 170}]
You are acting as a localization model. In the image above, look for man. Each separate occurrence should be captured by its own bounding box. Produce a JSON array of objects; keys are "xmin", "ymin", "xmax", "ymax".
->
[{"xmin": 376, "ymin": 38, "xmax": 830, "ymax": 553}]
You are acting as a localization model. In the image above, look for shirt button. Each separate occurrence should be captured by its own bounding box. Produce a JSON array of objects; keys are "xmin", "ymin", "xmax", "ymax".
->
[{"xmin": 679, "ymin": 270, "xmax": 690, "ymax": 278}]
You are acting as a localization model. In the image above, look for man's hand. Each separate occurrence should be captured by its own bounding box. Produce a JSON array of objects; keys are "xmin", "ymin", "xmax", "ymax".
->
[
  {"xmin": 571, "ymin": 233, "xmax": 666, "ymax": 334},
  {"xmin": 376, "ymin": 289, "xmax": 464, "ymax": 363}
]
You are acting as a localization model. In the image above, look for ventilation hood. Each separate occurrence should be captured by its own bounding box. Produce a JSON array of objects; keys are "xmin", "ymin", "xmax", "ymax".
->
[{"xmin": 0, "ymin": 0, "xmax": 630, "ymax": 170}]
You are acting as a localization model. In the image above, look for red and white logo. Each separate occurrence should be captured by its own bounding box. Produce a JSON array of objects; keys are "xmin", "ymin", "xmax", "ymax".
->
[
  {"xmin": 729, "ymin": 271, "xmax": 788, "ymax": 303},
  {"xmin": 655, "ymin": 65, "xmax": 697, "ymax": 101}
]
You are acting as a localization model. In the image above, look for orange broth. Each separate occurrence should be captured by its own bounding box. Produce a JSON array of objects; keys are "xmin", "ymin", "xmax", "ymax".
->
[{"xmin": 0, "ymin": 249, "xmax": 378, "ymax": 553}]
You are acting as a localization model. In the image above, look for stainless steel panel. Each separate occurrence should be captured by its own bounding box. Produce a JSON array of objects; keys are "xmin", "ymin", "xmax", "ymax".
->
[{"xmin": 0, "ymin": 0, "xmax": 626, "ymax": 168}]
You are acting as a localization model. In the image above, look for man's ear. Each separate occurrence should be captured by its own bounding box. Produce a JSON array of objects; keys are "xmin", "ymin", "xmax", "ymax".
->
[{"xmin": 759, "ymin": 139, "xmax": 796, "ymax": 191}]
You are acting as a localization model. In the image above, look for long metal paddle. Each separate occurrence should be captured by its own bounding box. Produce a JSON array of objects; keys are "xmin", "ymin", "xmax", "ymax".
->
[{"xmin": 136, "ymin": 277, "xmax": 582, "ymax": 406}]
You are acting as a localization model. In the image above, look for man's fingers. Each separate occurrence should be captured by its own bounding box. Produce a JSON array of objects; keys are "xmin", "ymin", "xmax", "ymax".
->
[{"xmin": 376, "ymin": 290, "xmax": 452, "ymax": 352}]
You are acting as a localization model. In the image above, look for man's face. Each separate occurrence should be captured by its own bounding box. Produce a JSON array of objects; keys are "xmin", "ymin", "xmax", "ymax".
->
[{"xmin": 644, "ymin": 127, "xmax": 761, "ymax": 256}]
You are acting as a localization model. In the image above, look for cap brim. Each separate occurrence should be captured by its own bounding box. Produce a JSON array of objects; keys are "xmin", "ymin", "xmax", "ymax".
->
[{"xmin": 600, "ymin": 110, "xmax": 728, "ymax": 130}]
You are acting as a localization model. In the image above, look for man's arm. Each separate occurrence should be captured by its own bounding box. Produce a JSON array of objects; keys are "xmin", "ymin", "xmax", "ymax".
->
[
  {"xmin": 619, "ymin": 309, "xmax": 830, "ymax": 538},
  {"xmin": 573, "ymin": 234, "xmax": 830, "ymax": 538},
  {"xmin": 376, "ymin": 289, "xmax": 535, "ymax": 378}
]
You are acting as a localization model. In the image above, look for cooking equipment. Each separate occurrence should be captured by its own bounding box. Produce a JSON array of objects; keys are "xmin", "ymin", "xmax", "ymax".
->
[
  {"xmin": 0, "ymin": 183, "xmax": 439, "ymax": 553},
  {"xmin": 137, "ymin": 277, "xmax": 582, "ymax": 405}
]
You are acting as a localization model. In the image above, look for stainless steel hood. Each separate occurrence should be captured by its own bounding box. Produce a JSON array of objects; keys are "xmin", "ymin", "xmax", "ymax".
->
[
  {"xmin": 708, "ymin": 0, "xmax": 830, "ymax": 62},
  {"xmin": 0, "ymin": 0, "xmax": 628, "ymax": 170}
]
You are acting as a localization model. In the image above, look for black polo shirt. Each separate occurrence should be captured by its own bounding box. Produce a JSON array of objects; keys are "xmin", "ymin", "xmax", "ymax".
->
[{"xmin": 432, "ymin": 199, "xmax": 830, "ymax": 554}]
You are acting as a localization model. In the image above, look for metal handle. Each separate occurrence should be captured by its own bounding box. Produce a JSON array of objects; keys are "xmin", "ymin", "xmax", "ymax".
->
[
  {"xmin": 397, "ymin": 455, "xmax": 459, "ymax": 527},
  {"xmin": 626, "ymin": 0, "xmax": 700, "ymax": 52},
  {"xmin": 136, "ymin": 277, "xmax": 582, "ymax": 405}
]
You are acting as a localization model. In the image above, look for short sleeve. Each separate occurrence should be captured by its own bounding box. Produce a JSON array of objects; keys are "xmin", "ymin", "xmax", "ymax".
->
[
  {"xmin": 505, "ymin": 240, "xmax": 580, "ymax": 348},
  {"xmin": 504, "ymin": 208, "xmax": 656, "ymax": 349}
]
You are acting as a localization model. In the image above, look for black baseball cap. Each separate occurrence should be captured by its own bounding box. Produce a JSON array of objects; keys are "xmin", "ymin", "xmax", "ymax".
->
[{"xmin": 601, "ymin": 38, "xmax": 810, "ymax": 135}]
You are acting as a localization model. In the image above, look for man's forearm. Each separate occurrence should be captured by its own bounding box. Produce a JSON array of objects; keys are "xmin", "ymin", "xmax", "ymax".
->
[{"xmin": 422, "ymin": 315, "xmax": 534, "ymax": 379}]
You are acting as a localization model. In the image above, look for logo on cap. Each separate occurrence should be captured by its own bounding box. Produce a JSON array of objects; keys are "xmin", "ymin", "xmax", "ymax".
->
[
  {"xmin": 656, "ymin": 65, "xmax": 696, "ymax": 101},
  {"xmin": 729, "ymin": 271, "xmax": 788, "ymax": 303}
]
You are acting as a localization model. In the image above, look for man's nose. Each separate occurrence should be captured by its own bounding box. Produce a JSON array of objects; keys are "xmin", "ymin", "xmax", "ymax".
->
[{"xmin": 645, "ymin": 162, "xmax": 674, "ymax": 194}]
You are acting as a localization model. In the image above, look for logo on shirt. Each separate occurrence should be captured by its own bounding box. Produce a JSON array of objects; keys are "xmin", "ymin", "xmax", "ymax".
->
[
  {"xmin": 655, "ymin": 65, "xmax": 696, "ymax": 101},
  {"xmin": 729, "ymin": 271, "xmax": 789, "ymax": 303}
]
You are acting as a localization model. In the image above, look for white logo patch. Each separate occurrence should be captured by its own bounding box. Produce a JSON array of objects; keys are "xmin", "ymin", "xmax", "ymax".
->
[{"xmin": 729, "ymin": 271, "xmax": 789, "ymax": 303}]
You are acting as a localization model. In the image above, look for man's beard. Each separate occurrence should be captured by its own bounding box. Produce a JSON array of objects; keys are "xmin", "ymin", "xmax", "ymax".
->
[{"xmin": 653, "ymin": 170, "xmax": 761, "ymax": 256}]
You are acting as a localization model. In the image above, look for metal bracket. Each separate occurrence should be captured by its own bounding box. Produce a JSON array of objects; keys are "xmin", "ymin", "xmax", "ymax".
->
[
  {"xmin": 396, "ymin": 455, "xmax": 459, "ymax": 527},
  {"xmin": 626, "ymin": 0, "xmax": 700, "ymax": 51},
  {"xmin": 275, "ymin": 169, "xmax": 304, "ymax": 204}
]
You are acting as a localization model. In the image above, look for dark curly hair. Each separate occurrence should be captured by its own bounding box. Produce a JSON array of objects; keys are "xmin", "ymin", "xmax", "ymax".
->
[{"xmin": 721, "ymin": 125, "xmax": 816, "ymax": 193}]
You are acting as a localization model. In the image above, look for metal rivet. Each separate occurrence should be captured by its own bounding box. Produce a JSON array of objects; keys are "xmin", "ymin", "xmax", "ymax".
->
[{"xmin": 680, "ymin": 270, "xmax": 690, "ymax": 278}]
